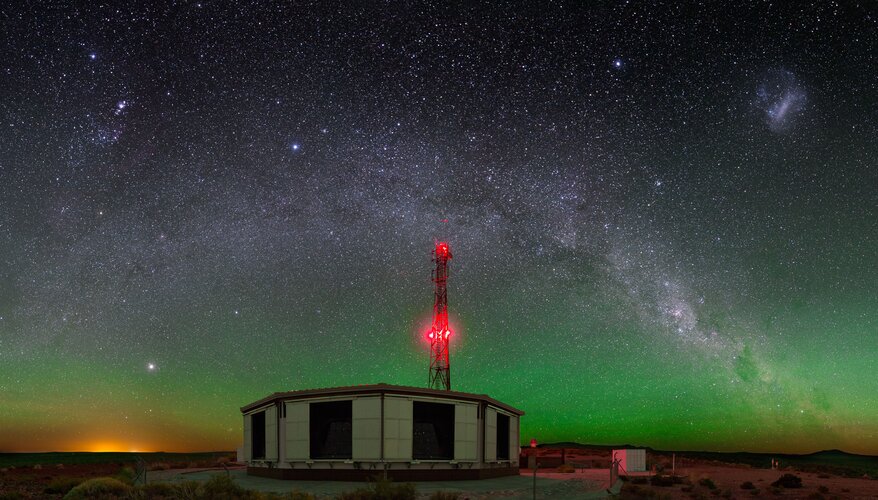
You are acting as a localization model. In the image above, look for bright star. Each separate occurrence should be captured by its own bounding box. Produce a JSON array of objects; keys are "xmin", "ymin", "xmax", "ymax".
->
[
  {"xmin": 613, "ymin": 58, "xmax": 623, "ymax": 69},
  {"xmin": 290, "ymin": 143, "xmax": 300, "ymax": 152},
  {"xmin": 147, "ymin": 363, "xmax": 156, "ymax": 372}
]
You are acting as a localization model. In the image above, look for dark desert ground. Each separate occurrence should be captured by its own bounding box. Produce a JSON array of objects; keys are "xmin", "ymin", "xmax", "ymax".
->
[{"xmin": 3, "ymin": 446, "xmax": 878, "ymax": 499}]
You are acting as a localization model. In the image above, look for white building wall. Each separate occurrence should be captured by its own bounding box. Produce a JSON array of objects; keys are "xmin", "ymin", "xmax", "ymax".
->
[
  {"xmin": 243, "ymin": 413, "xmax": 251, "ymax": 461},
  {"xmin": 265, "ymin": 405, "xmax": 278, "ymax": 461},
  {"xmin": 352, "ymin": 397, "xmax": 381, "ymax": 460},
  {"xmin": 285, "ymin": 401, "xmax": 310, "ymax": 460},
  {"xmin": 278, "ymin": 412, "xmax": 286, "ymax": 464},
  {"xmin": 484, "ymin": 407, "xmax": 497, "ymax": 462},
  {"xmin": 453, "ymin": 403, "xmax": 478, "ymax": 461},
  {"xmin": 383, "ymin": 396, "xmax": 413, "ymax": 461},
  {"xmin": 509, "ymin": 415, "xmax": 519, "ymax": 465}
]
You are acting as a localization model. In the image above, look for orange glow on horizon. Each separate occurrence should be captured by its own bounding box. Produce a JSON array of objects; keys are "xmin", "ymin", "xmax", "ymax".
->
[
  {"xmin": 87, "ymin": 442, "xmax": 124, "ymax": 453},
  {"xmin": 0, "ymin": 428, "xmax": 238, "ymax": 453},
  {"xmin": 81, "ymin": 440, "xmax": 143, "ymax": 453}
]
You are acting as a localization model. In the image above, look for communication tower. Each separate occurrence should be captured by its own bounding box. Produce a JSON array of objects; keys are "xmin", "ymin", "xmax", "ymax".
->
[{"xmin": 428, "ymin": 242, "xmax": 452, "ymax": 390}]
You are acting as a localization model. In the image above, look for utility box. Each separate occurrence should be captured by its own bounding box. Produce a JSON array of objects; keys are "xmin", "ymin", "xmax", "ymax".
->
[{"xmin": 612, "ymin": 449, "xmax": 646, "ymax": 473}]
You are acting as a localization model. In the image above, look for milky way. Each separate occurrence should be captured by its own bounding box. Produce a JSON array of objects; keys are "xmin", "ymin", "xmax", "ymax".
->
[{"xmin": 1, "ymin": 2, "xmax": 877, "ymax": 454}]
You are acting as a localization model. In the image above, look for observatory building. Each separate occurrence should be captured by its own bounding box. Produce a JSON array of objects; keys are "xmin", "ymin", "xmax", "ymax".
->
[
  {"xmin": 241, "ymin": 384, "xmax": 523, "ymax": 480},
  {"xmin": 241, "ymin": 242, "xmax": 523, "ymax": 480}
]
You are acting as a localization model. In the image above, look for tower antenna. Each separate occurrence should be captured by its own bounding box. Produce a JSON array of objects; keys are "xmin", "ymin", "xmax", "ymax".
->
[{"xmin": 428, "ymin": 241, "xmax": 452, "ymax": 390}]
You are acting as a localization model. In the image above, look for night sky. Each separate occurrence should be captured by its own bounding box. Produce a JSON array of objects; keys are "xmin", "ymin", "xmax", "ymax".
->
[{"xmin": 1, "ymin": 2, "xmax": 876, "ymax": 455}]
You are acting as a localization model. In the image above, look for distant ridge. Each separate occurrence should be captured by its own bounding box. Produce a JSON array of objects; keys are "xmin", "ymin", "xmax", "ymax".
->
[
  {"xmin": 535, "ymin": 443, "xmax": 878, "ymax": 477},
  {"xmin": 0, "ymin": 451, "xmax": 232, "ymax": 468},
  {"xmin": 537, "ymin": 442, "xmax": 878, "ymax": 459}
]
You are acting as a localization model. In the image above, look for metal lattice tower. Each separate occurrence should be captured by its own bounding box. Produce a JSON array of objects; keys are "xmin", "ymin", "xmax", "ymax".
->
[{"xmin": 428, "ymin": 241, "xmax": 452, "ymax": 390}]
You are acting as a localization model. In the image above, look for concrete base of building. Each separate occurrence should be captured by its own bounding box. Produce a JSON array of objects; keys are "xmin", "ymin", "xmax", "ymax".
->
[{"xmin": 247, "ymin": 465, "xmax": 520, "ymax": 481}]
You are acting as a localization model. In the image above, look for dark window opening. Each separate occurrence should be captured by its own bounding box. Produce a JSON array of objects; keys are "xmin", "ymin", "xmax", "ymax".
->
[
  {"xmin": 251, "ymin": 411, "xmax": 266, "ymax": 459},
  {"xmin": 413, "ymin": 401, "xmax": 454, "ymax": 460},
  {"xmin": 309, "ymin": 401, "xmax": 352, "ymax": 459},
  {"xmin": 497, "ymin": 413, "xmax": 510, "ymax": 460}
]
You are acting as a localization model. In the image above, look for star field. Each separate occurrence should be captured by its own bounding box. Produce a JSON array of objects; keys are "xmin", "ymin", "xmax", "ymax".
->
[{"xmin": 0, "ymin": 2, "xmax": 876, "ymax": 454}]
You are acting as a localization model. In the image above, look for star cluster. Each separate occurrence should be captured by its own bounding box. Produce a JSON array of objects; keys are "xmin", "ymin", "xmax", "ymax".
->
[{"xmin": 0, "ymin": 2, "xmax": 876, "ymax": 454}]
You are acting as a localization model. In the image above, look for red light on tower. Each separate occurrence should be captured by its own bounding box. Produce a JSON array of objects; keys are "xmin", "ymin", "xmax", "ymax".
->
[{"xmin": 428, "ymin": 241, "xmax": 453, "ymax": 390}]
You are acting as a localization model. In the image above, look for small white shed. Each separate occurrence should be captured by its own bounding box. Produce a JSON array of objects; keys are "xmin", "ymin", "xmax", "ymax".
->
[{"xmin": 612, "ymin": 448, "xmax": 646, "ymax": 472}]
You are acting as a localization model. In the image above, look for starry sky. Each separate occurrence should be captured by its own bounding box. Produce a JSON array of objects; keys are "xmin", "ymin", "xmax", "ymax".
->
[{"xmin": 1, "ymin": 2, "xmax": 876, "ymax": 455}]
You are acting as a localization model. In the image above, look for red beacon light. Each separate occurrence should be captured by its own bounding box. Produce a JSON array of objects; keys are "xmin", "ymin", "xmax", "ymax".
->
[{"xmin": 428, "ymin": 329, "xmax": 451, "ymax": 340}]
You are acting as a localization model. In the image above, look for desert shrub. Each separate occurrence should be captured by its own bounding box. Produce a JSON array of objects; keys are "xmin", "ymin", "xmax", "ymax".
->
[
  {"xmin": 149, "ymin": 462, "xmax": 172, "ymax": 471},
  {"xmin": 740, "ymin": 481, "xmax": 756, "ymax": 489},
  {"xmin": 116, "ymin": 466, "xmax": 136, "ymax": 485},
  {"xmin": 338, "ymin": 476, "xmax": 417, "ymax": 500},
  {"xmin": 768, "ymin": 486, "xmax": 781, "ymax": 495},
  {"xmin": 63, "ymin": 477, "xmax": 132, "ymax": 499},
  {"xmin": 0, "ymin": 493, "xmax": 26, "ymax": 500},
  {"xmin": 651, "ymin": 474, "xmax": 675, "ymax": 487},
  {"xmin": 698, "ymin": 477, "xmax": 717, "ymax": 490},
  {"xmin": 202, "ymin": 473, "xmax": 258, "ymax": 499},
  {"xmin": 282, "ymin": 491, "xmax": 316, "ymax": 500},
  {"xmin": 44, "ymin": 476, "xmax": 84, "ymax": 494},
  {"xmin": 557, "ymin": 463, "xmax": 575, "ymax": 473},
  {"xmin": 771, "ymin": 473, "xmax": 803, "ymax": 488},
  {"xmin": 750, "ymin": 489, "xmax": 760, "ymax": 496},
  {"xmin": 32, "ymin": 464, "xmax": 42, "ymax": 470},
  {"xmin": 429, "ymin": 492, "xmax": 460, "ymax": 500},
  {"xmin": 368, "ymin": 478, "xmax": 417, "ymax": 500},
  {"xmin": 56, "ymin": 463, "xmax": 65, "ymax": 469},
  {"xmin": 175, "ymin": 480, "xmax": 204, "ymax": 498},
  {"xmin": 621, "ymin": 483, "xmax": 658, "ymax": 497},
  {"xmin": 131, "ymin": 482, "xmax": 178, "ymax": 498},
  {"xmin": 720, "ymin": 489, "xmax": 733, "ymax": 498},
  {"xmin": 817, "ymin": 485, "xmax": 829, "ymax": 493}
]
